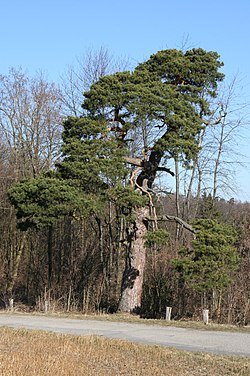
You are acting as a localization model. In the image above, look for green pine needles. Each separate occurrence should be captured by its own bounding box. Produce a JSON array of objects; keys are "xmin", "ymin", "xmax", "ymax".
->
[{"xmin": 172, "ymin": 219, "xmax": 239, "ymax": 293}]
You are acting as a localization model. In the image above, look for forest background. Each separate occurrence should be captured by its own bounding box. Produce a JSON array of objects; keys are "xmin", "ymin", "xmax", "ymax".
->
[{"xmin": 0, "ymin": 0, "xmax": 250, "ymax": 324}]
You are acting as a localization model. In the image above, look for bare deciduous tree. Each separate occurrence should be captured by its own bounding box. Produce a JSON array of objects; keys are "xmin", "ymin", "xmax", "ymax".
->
[
  {"xmin": 182, "ymin": 74, "xmax": 248, "ymax": 221},
  {"xmin": 60, "ymin": 47, "xmax": 131, "ymax": 116},
  {"xmin": 0, "ymin": 67, "xmax": 63, "ymax": 179}
]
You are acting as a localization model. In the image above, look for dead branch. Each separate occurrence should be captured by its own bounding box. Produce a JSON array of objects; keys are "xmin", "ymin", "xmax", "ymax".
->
[
  {"xmin": 125, "ymin": 157, "xmax": 143, "ymax": 167},
  {"xmin": 203, "ymin": 103, "xmax": 227, "ymax": 126},
  {"xmin": 145, "ymin": 215, "xmax": 196, "ymax": 234},
  {"xmin": 156, "ymin": 166, "xmax": 175, "ymax": 176},
  {"xmin": 129, "ymin": 166, "xmax": 141, "ymax": 187}
]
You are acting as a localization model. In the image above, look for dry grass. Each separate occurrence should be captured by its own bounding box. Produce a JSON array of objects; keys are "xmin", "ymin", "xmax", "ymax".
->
[{"xmin": 0, "ymin": 327, "xmax": 249, "ymax": 375}]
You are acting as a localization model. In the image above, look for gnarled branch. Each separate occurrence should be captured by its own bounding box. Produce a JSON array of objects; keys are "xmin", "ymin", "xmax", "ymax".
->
[{"xmin": 145, "ymin": 215, "xmax": 196, "ymax": 234}]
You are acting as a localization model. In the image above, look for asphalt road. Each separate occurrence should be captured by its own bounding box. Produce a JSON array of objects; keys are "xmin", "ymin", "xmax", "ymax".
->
[{"xmin": 0, "ymin": 314, "xmax": 250, "ymax": 358}]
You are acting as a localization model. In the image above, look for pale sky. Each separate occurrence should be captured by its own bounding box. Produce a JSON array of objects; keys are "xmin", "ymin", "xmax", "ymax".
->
[{"xmin": 1, "ymin": 0, "xmax": 250, "ymax": 201}]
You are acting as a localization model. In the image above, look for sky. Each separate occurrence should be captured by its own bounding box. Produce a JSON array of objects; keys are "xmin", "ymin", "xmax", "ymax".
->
[{"xmin": 1, "ymin": 0, "xmax": 250, "ymax": 201}]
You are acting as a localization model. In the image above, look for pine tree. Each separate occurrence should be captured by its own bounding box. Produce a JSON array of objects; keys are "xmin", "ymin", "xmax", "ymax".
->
[
  {"xmin": 8, "ymin": 48, "xmax": 225, "ymax": 313},
  {"xmin": 172, "ymin": 219, "xmax": 238, "ymax": 296}
]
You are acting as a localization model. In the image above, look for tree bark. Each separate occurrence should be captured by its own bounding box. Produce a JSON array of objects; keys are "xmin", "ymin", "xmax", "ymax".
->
[
  {"xmin": 118, "ymin": 206, "xmax": 149, "ymax": 313},
  {"xmin": 119, "ymin": 149, "xmax": 173, "ymax": 313}
]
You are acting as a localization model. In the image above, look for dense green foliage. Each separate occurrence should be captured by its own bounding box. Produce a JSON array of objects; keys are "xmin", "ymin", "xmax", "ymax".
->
[
  {"xmin": 7, "ymin": 175, "xmax": 100, "ymax": 230},
  {"xmin": 172, "ymin": 219, "xmax": 239, "ymax": 293},
  {"xmin": 144, "ymin": 228, "xmax": 169, "ymax": 249},
  {"xmin": 134, "ymin": 48, "xmax": 224, "ymax": 161}
]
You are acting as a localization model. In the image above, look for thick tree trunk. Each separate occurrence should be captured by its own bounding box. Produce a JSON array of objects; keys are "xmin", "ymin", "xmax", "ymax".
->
[
  {"xmin": 118, "ymin": 149, "xmax": 173, "ymax": 313},
  {"xmin": 118, "ymin": 206, "xmax": 149, "ymax": 313}
]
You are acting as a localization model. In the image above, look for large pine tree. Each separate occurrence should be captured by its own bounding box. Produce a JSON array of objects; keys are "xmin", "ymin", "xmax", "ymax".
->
[{"xmin": 8, "ymin": 48, "xmax": 224, "ymax": 313}]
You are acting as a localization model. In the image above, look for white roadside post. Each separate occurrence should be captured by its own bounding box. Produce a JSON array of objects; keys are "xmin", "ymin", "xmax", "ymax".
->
[
  {"xmin": 9, "ymin": 298, "xmax": 14, "ymax": 312},
  {"xmin": 203, "ymin": 309, "xmax": 209, "ymax": 325},
  {"xmin": 166, "ymin": 306, "xmax": 172, "ymax": 321},
  {"xmin": 44, "ymin": 300, "xmax": 49, "ymax": 313}
]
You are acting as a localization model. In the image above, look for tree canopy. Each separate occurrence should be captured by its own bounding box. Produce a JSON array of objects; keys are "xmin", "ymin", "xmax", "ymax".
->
[{"xmin": 8, "ymin": 47, "xmax": 225, "ymax": 230}]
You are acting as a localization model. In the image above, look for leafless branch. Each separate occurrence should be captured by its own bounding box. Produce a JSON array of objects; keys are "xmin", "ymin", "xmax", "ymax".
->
[{"xmin": 145, "ymin": 215, "xmax": 196, "ymax": 234}]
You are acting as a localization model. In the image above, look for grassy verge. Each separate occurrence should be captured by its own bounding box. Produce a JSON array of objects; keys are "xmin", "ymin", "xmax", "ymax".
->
[{"xmin": 0, "ymin": 327, "xmax": 249, "ymax": 376}]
